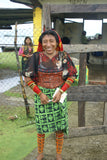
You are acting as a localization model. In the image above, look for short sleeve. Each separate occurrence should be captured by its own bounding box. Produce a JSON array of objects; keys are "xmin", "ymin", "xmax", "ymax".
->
[
  {"xmin": 18, "ymin": 47, "xmax": 24, "ymax": 55},
  {"xmin": 67, "ymin": 53, "xmax": 77, "ymax": 77},
  {"xmin": 24, "ymin": 52, "xmax": 39, "ymax": 81}
]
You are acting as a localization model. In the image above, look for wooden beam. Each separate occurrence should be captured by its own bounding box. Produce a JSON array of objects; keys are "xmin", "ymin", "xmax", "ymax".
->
[
  {"xmin": 103, "ymin": 102, "xmax": 107, "ymax": 125},
  {"xmin": 103, "ymin": 75, "xmax": 107, "ymax": 125},
  {"xmin": 51, "ymin": 4, "xmax": 107, "ymax": 14},
  {"xmin": 64, "ymin": 125, "xmax": 107, "ymax": 138},
  {"xmin": 30, "ymin": 0, "xmax": 42, "ymax": 8},
  {"xmin": 78, "ymin": 53, "xmax": 87, "ymax": 127},
  {"xmin": 43, "ymin": 4, "xmax": 51, "ymax": 30},
  {"xmin": 63, "ymin": 44, "xmax": 107, "ymax": 53},
  {"xmin": 78, "ymin": 53, "xmax": 87, "ymax": 86},
  {"xmin": 67, "ymin": 85, "xmax": 107, "ymax": 102}
]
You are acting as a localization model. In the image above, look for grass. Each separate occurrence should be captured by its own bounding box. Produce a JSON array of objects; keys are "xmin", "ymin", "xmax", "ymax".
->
[
  {"xmin": 4, "ymin": 91, "xmax": 23, "ymax": 98},
  {"xmin": 0, "ymin": 101, "xmax": 73, "ymax": 160},
  {"xmin": 0, "ymin": 52, "xmax": 21, "ymax": 70},
  {"xmin": 0, "ymin": 105, "xmax": 37, "ymax": 160}
]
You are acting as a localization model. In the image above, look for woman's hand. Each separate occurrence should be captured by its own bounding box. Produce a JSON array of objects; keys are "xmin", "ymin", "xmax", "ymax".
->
[
  {"xmin": 39, "ymin": 93, "xmax": 50, "ymax": 104},
  {"xmin": 52, "ymin": 91, "xmax": 62, "ymax": 103},
  {"xmin": 26, "ymin": 54, "xmax": 32, "ymax": 58}
]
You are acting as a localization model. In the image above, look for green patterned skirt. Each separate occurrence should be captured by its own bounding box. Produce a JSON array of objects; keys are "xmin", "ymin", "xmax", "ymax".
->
[{"xmin": 34, "ymin": 86, "xmax": 68, "ymax": 134}]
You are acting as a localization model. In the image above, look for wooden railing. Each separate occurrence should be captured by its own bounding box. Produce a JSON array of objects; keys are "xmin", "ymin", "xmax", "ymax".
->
[
  {"xmin": 63, "ymin": 44, "xmax": 107, "ymax": 137},
  {"xmin": 42, "ymin": 3, "xmax": 107, "ymax": 137}
]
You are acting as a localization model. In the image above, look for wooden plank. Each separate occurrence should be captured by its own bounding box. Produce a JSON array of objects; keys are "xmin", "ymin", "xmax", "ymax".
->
[
  {"xmin": 63, "ymin": 44, "xmax": 107, "ymax": 53},
  {"xmin": 78, "ymin": 101, "xmax": 85, "ymax": 126},
  {"xmin": 67, "ymin": 85, "xmax": 107, "ymax": 101},
  {"xmin": 78, "ymin": 53, "xmax": 87, "ymax": 127},
  {"xmin": 51, "ymin": 4, "xmax": 107, "ymax": 14},
  {"xmin": 43, "ymin": 4, "xmax": 51, "ymax": 30},
  {"xmin": 64, "ymin": 125, "xmax": 107, "ymax": 138},
  {"xmin": 103, "ymin": 102, "xmax": 107, "ymax": 125},
  {"xmin": 78, "ymin": 53, "xmax": 87, "ymax": 85}
]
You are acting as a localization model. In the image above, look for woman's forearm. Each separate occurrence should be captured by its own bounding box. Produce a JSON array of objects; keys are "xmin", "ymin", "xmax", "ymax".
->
[{"xmin": 25, "ymin": 77, "xmax": 42, "ymax": 95}]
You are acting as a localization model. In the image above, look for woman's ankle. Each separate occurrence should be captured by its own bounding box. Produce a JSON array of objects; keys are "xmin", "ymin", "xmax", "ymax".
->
[
  {"xmin": 56, "ymin": 154, "xmax": 62, "ymax": 160},
  {"xmin": 36, "ymin": 153, "xmax": 43, "ymax": 160}
]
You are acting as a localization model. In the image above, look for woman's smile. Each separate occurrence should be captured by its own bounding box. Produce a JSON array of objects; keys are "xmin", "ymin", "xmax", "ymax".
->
[{"xmin": 42, "ymin": 34, "xmax": 57, "ymax": 55}]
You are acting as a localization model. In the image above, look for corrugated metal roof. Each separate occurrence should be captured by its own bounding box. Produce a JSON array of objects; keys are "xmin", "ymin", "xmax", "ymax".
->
[{"xmin": 0, "ymin": 8, "xmax": 33, "ymax": 27}]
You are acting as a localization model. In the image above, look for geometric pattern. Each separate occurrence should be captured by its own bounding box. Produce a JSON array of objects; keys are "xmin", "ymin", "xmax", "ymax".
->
[{"xmin": 34, "ymin": 86, "xmax": 68, "ymax": 134}]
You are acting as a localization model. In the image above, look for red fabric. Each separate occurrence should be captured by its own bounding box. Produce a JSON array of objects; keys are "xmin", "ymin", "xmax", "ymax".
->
[
  {"xmin": 67, "ymin": 77, "xmax": 74, "ymax": 83},
  {"xmin": 33, "ymin": 85, "xmax": 41, "ymax": 95},
  {"xmin": 55, "ymin": 31, "xmax": 63, "ymax": 51},
  {"xmin": 27, "ymin": 80, "xmax": 41, "ymax": 95},
  {"xmin": 22, "ymin": 54, "xmax": 26, "ymax": 57},
  {"xmin": 61, "ymin": 82, "xmax": 70, "ymax": 92},
  {"xmin": 37, "ymin": 42, "xmax": 43, "ymax": 52}
]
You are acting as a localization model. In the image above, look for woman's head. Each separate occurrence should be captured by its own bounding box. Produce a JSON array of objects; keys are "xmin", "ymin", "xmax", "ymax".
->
[
  {"xmin": 39, "ymin": 30, "xmax": 59, "ymax": 44},
  {"xmin": 24, "ymin": 36, "xmax": 33, "ymax": 46},
  {"xmin": 39, "ymin": 30, "xmax": 59, "ymax": 54}
]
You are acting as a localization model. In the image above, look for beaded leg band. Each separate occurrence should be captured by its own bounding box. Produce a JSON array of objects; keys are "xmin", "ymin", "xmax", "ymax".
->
[
  {"xmin": 56, "ymin": 132, "xmax": 64, "ymax": 155},
  {"xmin": 37, "ymin": 133, "xmax": 45, "ymax": 154}
]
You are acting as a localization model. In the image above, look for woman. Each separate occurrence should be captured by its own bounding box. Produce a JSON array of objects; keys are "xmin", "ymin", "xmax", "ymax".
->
[
  {"xmin": 18, "ymin": 36, "xmax": 33, "ymax": 78},
  {"xmin": 25, "ymin": 30, "xmax": 77, "ymax": 160}
]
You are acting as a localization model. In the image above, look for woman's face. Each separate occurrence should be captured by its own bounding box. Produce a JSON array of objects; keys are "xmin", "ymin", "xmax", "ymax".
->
[
  {"xmin": 42, "ymin": 34, "xmax": 58, "ymax": 55},
  {"xmin": 25, "ymin": 38, "xmax": 31, "ymax": 45}
]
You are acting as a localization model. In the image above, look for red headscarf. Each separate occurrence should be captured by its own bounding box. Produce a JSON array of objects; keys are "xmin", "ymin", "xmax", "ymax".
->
[{"xmin": 37, "ymin": 30, "xmax": 63, "ymax": 52}]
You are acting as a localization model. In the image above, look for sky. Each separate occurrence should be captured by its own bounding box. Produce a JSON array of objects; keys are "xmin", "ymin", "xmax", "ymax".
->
[{"xmin": 0, "ymin": 0, "xmax": 30, "ymax": 8}]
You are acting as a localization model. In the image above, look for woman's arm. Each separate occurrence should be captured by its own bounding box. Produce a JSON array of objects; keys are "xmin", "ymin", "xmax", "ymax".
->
[
  {"xmin": 52, "ymin": 76, "xmax": 75, "ymax": 103},
  {"xmin": 18, "ymin": 46, "xmax": 24, "ymax": 56},
  {"xmin": 25, "ymin": 77, "xmax": 49, "ymax": 104}
]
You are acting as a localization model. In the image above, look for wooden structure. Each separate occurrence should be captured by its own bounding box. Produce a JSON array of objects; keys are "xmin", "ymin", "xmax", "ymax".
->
[
  {"xmin": 42, "ymin": 4, "xmax": 107, "ymax": 137},
  {"xmin": 10, "ymin": 0, "xmax": 107, "ymax": 137}
]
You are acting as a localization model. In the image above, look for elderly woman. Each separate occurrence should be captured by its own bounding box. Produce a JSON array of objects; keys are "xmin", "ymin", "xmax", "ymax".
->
[{"xmin": 25, "ymin": 30, "xmax": 77, "ymax": 160}]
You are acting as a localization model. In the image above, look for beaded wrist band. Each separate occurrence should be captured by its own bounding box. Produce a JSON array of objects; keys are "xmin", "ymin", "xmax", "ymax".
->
[
  {"xmin": 61, "ymin": 77, "xmax": 74, "ymax": 92},
  {"xmin": 59, "ymin": 88, "xmax": 64, "ymax": 94},
  {"xmin": 27, "ymin": 80, "xmax": 42, "ymax": 95},
  {"xmin": 22, "ymin": 54, "xmax": 26, "ymax": 57}
]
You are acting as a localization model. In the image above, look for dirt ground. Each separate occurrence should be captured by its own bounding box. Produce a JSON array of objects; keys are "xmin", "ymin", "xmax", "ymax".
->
[
  {"xmin": 23, "ymin": 102, "xmax": 107, "ymax": 160},
  {"xmin": 0, "ymin": 69, "xmax": 107, "ymax": 160}
]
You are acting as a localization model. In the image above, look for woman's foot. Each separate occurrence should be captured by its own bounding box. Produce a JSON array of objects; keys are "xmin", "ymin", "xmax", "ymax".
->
[
  {"xmin": 36, "ymin": 153, "xmax": 44, "ymax": 160},
  {"xmin": 56, "ymin": 154, "xmax": 62, "ymax": 160}
]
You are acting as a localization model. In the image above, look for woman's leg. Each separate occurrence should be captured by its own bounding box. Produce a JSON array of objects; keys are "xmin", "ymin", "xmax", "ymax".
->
[
  {"xmin": 56, "ymin": 131, "xmax": 64, "ymax": 160},
  {"xmin": 36, "ymin": 133, "xmax": 45, "ymax": 160}
]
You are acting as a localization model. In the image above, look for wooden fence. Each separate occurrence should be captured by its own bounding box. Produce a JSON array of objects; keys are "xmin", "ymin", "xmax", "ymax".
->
[
  {"xmin": 64, "ymin": 44, "xmax": 107, "ymax": 137},
  {"xmin": 42, "ymin": 4, "xmax": 107, "ymax": 137}
]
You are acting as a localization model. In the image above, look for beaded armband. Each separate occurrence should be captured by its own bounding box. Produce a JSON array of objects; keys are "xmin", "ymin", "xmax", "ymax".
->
[
  {"xmin": 65, "ymin": 77, "xmax": 74, "ymax": 86},
  {"xmin": 27, "ymin": 80, "xmax": 42, "ymax": 95},
  {"xmin": 61, "ymin": 77, "xmax": 74, "ymax": 92},
  {"xmin": 22, "ymin": 54, "xmax": 26, "ymax": 57}
]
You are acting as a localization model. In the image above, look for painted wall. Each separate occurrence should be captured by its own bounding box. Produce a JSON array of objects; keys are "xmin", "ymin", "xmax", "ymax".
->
[{"xmin": 55, "ymin": 19, "xmax": 83, "ymax": 44}]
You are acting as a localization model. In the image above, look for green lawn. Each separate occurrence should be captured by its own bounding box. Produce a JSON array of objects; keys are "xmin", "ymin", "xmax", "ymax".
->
[
  {"xmin": 0, "ymin": 105, "xmax": 37, "ymax": 160},
  {"xmin": 0, "ymin": 101, "xmax": 72, "ymax": 160},
  {"xmin": 0, "ymin": 52, "xmax": 21, "ymax": 70}
]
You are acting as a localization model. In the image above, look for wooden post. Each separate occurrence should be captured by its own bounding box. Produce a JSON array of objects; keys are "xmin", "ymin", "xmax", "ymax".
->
[
  {"xmin": 14, "ymin": 22, "xmax": 30, "ymax": 117},
  {"xmin": 104, "ymin": 102, "xmax": 107, "ymax": 125},
  {"xmin": 103, "ymin": 71, "xmax": 107, "ymax": 125},
  {"xmin": 78, "ymin": 53, "xmax": 87, "ymax": 127},
  {"xmin": 43, "ymin": 4, "xmax": 51, "ymax": 30}
]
